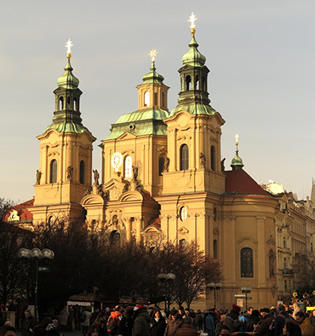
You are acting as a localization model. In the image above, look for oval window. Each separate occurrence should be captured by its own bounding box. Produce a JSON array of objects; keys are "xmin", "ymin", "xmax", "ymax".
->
[{"xmin": 179, "ymin": 206, "xmax": 187, "ymax": 222}]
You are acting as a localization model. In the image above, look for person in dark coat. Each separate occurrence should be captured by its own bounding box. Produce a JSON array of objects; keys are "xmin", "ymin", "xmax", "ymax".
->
[
  {"xmin": 150, "ymin": 309, "xmax": 166, "ymax": 336},
  {"xmin": 21, "ymin": 310, "xmax": 37, "ymax": 336},
  {"xmin": 132, "ymin": 305, "xmax": 151, "ymax": 336},
  {"xmin": 164, "ymin": 310, "xmax": 182, "ymax": 336},
  {"xmin": 254, "ymin": 308, "xmax": 273, "ymax": 336},
  {"xmin": 175, "ymin": 317, "xmax": 198, "ymax": 336},
  {"xmin": 224, "ymin": 305, "xmax": 241, "ymax": 334},
  {"xmin": 274, "ymin": 305, "xmax": 291, "ymax": 336},
  {"xmin": 117, "ymin": 306, "xmax": 133, "ymax": 336},
  {"xmin": 244, "ymin": 309, "xmax": 261, "ymax": 332}
]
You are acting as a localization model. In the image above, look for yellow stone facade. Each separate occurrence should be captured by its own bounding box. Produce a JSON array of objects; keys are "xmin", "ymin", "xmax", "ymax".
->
[{"xmin": 29, "ymin": 30, "xmax": 282, "ymax": 309}]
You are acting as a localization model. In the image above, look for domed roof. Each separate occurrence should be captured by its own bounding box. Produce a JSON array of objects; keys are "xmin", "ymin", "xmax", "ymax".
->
[
  {"xmin": 181, "ymin": 35, "xmax": 206, "ymax": 67},
  {"xmin": 57, "ymin": 59, "xmax": 79, "ymax": 89},
  {"xmin": 231, "ymin": 153, "xmax": 244, "ymax": 170}
]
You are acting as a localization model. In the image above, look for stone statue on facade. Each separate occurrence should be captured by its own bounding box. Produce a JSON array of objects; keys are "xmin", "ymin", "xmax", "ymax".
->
[
  {"xmin": 93, "ymin": 169, "xmax": 99, "ymax": 185},
  {"xmin": 36, "ymin": 170, "xmax": 42, "ymax": 185},
  {"xmin": 200, "ymin": 152, "xmax": 206, "ymax": 168},
  {"xmin": 164, "ymin": 156, "xmax": 170, "ymax": 172},
  {"xmin": 66, "ymin": 165, "xmax": 73, "ymax": 180}
]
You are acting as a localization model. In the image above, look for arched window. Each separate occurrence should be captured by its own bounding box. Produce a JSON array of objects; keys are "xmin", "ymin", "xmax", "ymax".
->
[
  {"xmin": 80, "ymin": 160, "xmax": 85, "ymax": 184},
  {"xmin": 213, "ymin": 207, "xmax": 217, "ymax": 221},
  {"xmin": 124, "ymin": 156, "xmax": 132, "ymax": 178},
  {"xmin": 161, "ymin": 92, "xmax": 165, "ymax": 108},
  {"xmin": 179, "ymin": 239, "xmax": 187, "ymax": 249},
  {"xmin": 211, "ymin": 145, "xmax": 216, "ymax": 171},
  {"xmin": 213, "ymin": 240, "xmax": 218, "ymax": 259},
  {"xmin": 59, "ymin": 97, "xmax": 63, "ymax": 110},
  {"xmin": 311, "ymin": 242, "xmax": 313, "ymax": 253},
  {"xmin": 186, "ymin": 75, "xmax": 191, "ymax": 90},
  {"xmin": 241, "ymin": 247, "xmax": 253, "ymax": 278},
  {"xmin": 180, "ymin": 144, "xmax": 189, "ymax": 170},
  {"xmin": 144, "ymin": 91, "xmax": 150, "ymax": 106},
  {"xmin": 159, "ymin": 156, "xmax": 165, "ymax": 176},
  {"xmin": 110, "ymin": 230, "xmax": 121, "ymax": 246},
  {"xmin": 74, "ymin": 97, "xmax": 78, "ymax": 111},
  {"xmin": 50, "ymin": 159, "xmax": 57, "ymax": 183},
  {"xmin": 283, "ymin": 236, "xmax": 286, "ymax": 248},
  {"xmin": 195, "ymin": 75, "xmax": 199, "ymax": 90}
]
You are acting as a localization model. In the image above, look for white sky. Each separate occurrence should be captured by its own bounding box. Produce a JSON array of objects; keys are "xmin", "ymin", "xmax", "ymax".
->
[{"xmin": 1, "ymin": 0, "xmax": 315, "ymax": 203}]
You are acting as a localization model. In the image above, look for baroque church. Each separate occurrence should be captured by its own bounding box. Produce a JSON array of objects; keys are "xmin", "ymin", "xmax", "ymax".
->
[{"xmin": 14, "ymin": 16, "xmax": 281, "ymax": 309}]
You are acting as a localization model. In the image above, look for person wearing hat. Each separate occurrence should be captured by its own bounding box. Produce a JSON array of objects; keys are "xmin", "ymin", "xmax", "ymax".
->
[
  {"xmin": 254, "ymin": 308, "xmax": 273, "ymax": 336},
  {"xmin": 175, "ymin": 317, "xmax": 198, "ymax": 336},
  {"xmin": 224, "ymin": 305, "xmax": 241, "ymax": 333},
  {"xmin": 164, "ymin": 309, "xmax": 182, "ymax": 336},
  {"xmin": 132, "ymin": 305, "xmax": 151, "ymax": 336}
]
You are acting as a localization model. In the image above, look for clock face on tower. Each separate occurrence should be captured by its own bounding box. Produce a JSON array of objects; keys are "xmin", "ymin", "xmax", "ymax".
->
[{"xmin": 111, "ymin": 152, "xmax": 123, "ymax": 171}]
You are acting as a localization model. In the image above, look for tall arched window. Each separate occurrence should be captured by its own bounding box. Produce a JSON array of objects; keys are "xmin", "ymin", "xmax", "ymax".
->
[
  {"xmin": 80, "ymin": 160, "xmax": 85, "ymax": 184},
  {"xmin": 58, "ymin": 97, "xmax": 63, "ymax": 110},
  {"xmin": 241, "ymin": 247, "xmax": 253, "ymax": 278},
  {"xmin": 186, "ymin": 75, "xmax": 191, "ymax": 90},
  {"xmin": 159, "ymin": 156, "xmax": 165, "ymax": 176},
  {"xmin": 124, "ymin": 156, "xmax": 132, "ymax": 178},
  {"xmin": 211, "ymin": 145, "xmax": 216, "ymax": 171},
  {"xmin": 50, "ymin": 159, "xmax": 57, "ymax": 183},
  {"xmin": 161, "ymin": 92, "xmax": 165, "ymax": 108},
  {"xmin": 180, "ymin": 144, "xmax": 189, "ymax": 170},
  {"xmin": 144, "ymin": 91, "xmax": 150, "ymax": 106}
]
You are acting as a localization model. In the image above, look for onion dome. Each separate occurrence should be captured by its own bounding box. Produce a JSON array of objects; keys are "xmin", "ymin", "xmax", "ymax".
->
[
  {"xmin": 181, "ymin": 34, "xmax": 206, "ymax": 67},
  {"xmin": 57, "ymin": 58, "xmax": 79, "ymax": 89}
]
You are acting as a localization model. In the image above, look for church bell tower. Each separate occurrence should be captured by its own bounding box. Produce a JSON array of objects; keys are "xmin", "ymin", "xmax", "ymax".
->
[{"xmin": 31, "ymin": 39, "xmax": 96, "ymax": 224}]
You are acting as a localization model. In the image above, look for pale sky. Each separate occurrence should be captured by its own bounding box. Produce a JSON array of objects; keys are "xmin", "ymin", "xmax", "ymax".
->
[{"xmin": 1, "ymin": 0, "xmax": 315, "ymax": 203}]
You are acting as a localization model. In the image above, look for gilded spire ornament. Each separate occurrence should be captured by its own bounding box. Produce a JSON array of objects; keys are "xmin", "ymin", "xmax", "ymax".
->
[
  {"xmin": 149, "ymin": 49, "xmax": 158, "ymax": 62},
  {"xmin": 65, "ymin": 38, "xmax": 73, "ymax": 59},
  {"xmin": 188, "ymin": 12, "xmax": 197, "ymax": 35}
]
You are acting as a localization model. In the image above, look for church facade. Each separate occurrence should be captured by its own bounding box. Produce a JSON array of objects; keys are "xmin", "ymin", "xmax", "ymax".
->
[{"xmin": 26, "ymin": 18, "xmax": 281, "ymax": 309}]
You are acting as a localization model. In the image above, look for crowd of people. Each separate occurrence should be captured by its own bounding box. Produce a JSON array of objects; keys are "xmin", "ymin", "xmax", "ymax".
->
[{"xmin": 0, "ymin": 302, "xmax": 315, "ymax": 336}]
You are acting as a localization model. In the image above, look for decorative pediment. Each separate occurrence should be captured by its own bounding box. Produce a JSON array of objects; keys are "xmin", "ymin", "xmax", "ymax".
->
[
  {"xmin": 103, "ymin": 178, "xmax": 130, "ymax": 201},
  {"xmin": 116, "ymin": 132, "xmax": 136, "ymax": 140},
  {"xmin": 119, "ymin": 191, "xmax": 143, "ymax": 202},
  {"xmin": 80, "ymin": 193, "xmax": 105, "ymax": 207},
  {"xmin": 237, "ymin": 236, "xmax": 257, "ymax": 245}
]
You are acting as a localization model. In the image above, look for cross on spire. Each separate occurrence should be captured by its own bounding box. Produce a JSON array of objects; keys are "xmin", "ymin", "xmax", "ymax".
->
[
  {"xmin": 149, "ymin": 49, "xmax": 158, "ymax": 62},
  {"xmin": 188, "ymin": 12, "xmax": 197, "ymax": 31},
  {"xmin": 65, "ymin": 38, "xmax": 73, "ymax": 58}
]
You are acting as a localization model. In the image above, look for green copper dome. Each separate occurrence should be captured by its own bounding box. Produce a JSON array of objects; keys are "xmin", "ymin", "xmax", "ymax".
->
[
  {"xmin": 181, "ymin": 35, "xmax": 206, "ymax": 67},
  {"xmin": 142, "ymin": 61, "xmax": 164, "ymax": 84},
  {"xmin": 105, "ymin": 107, "xmax": 169, "ymax": 140},
  {"xmin": 231, "ymin": 150, "xmax": 244, "ymax": 170},
  {"xmin": 57, "ymin": 59, "xmax": 79, "ymax": 89}
]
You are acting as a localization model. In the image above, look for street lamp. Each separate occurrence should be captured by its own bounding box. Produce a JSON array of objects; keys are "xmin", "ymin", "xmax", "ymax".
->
[
  {"xmin": 207, "ymin": 282, "xmax": 222, "ymax": 310},
  {"xmin": 241, "ymin": 287, "xmax": 251, "ymax": 311},
  {"xmin": 18, "ymin": 248, "xmax": 54, "ymax": 320},
  {"xmin": 157, "ymin": 273, "xmax": 176, "ymax": 311}
]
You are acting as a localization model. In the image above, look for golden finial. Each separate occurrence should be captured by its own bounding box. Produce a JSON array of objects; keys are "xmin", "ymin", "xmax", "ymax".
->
[
  {"xmin": 65, "ymin": 38, "xmax": 73, "ymax": 59},
  {"xmin": 149, "ymin": 49, "xmax": 158, "ymax": 62},
  {"xmin": 188, "ymin": 12, "xmax": 197, "ymax": 35}
]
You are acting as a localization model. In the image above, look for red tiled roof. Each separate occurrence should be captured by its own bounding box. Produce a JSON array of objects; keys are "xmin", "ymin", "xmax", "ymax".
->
[
  {"xmin": 225, "ymin": 169, "xmax": 271, "ymax": 197},
  {"xmin": 4, "ymin": 199, "xmax": 34, "ymax": 221},
  {"xmin": 146, "ymin": 216, "xmax": 161, "ymax": 229}
]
